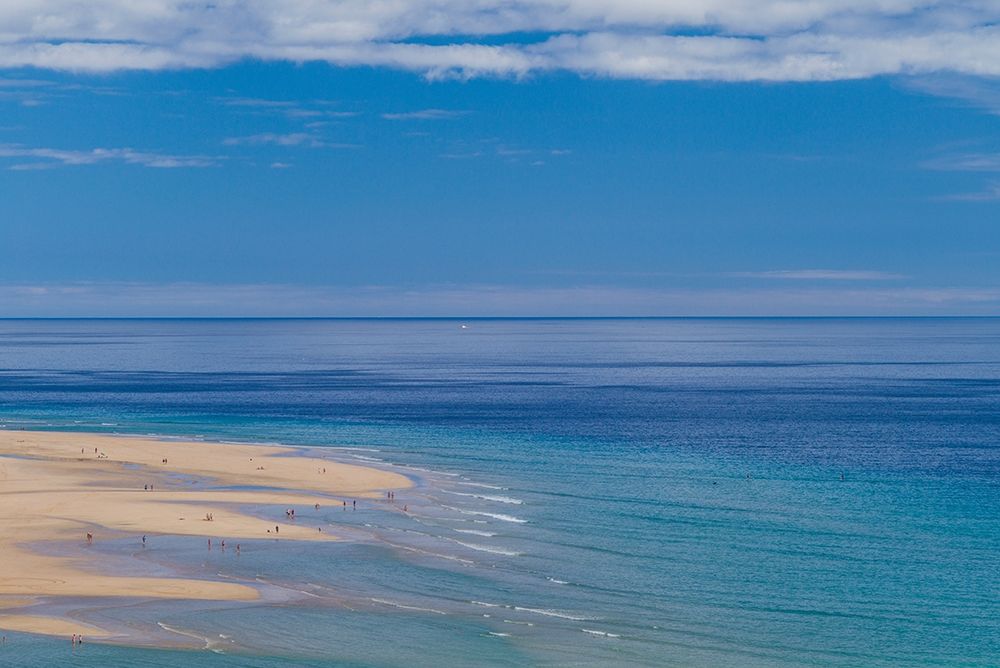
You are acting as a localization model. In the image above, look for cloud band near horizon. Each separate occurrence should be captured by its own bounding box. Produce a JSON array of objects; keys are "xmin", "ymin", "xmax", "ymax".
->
[
  {"xmin": 2, "ymin": 282, "xmax": 998, "ymax": 318},
  {"xmin": 2, "ymin": 2, "xmax": 1000, "ymax": 81}
]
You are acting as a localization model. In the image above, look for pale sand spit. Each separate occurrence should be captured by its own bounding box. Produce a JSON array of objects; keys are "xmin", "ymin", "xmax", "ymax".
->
[{"xmin": 0, "ymin": 429, "xmax": 411, "ymax": 639}]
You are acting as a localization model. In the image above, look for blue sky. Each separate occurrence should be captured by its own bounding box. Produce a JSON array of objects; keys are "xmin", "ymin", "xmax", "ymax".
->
[{"xmin": 0, "ymin": 2, "xmax": 998, "ymax": 316}]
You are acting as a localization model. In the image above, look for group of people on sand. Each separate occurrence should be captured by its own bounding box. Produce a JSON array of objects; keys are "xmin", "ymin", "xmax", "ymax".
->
[{"xmin": 70, "ymin": 634, "xmax": 83, "ymax": 646}]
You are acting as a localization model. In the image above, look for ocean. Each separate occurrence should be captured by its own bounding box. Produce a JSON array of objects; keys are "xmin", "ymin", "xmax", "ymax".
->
[{"xmin": 0, "ymin": 317, "xmax": 997, "ymax": 666}]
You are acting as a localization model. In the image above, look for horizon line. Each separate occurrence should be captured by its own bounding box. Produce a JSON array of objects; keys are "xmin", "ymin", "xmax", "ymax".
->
[{"xmin": 0, "ymin": 315, "xmax": 998, "ymax": 321}]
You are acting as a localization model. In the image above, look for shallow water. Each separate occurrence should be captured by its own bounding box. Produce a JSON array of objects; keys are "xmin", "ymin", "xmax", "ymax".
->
[{"xmin": 0, "ymin": 318, "xmax": 998, "ymax": 666}]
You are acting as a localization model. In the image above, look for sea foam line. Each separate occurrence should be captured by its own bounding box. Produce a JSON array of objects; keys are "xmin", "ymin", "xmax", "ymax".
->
[
  {"xmin": 442, "ymin": 490, "xmax": 523, "ymax": 505},
  {"xmin": 471, "ymin": 601, "xmax": 593, "ymax": 622},
  {"xmin": 370, "ymin": 598, "xmax": 448, "ymax": 615},
  {"xmin": 450, "ymin": 540, "xmax": 522, "ymax": 556},
  {"xmin": 443, "ymin": 506, "xmax": 527, "ymax": 524},
  {"xmin": 454, "ymin": 529, "xmax": 497, "ymax": 537},
  {"xmin": 157, "ymin": 622, "xmax": 212, "ymax": 649},
  {"xmin": 455, "ymin": 481, "xmax": 508, "ymax": 491},
  {"xmin": 582, "ymin": 629, "xmax": 621, "ymax": 638},
  {"xmin": 514, "ymin": 607, "xmax": 594, "ymax": 621}
]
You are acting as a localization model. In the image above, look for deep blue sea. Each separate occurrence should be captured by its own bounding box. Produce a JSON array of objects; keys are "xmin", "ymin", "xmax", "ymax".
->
[{"xmin": 0, "ymin": 318, "xmax": 998, "ymax": 667}]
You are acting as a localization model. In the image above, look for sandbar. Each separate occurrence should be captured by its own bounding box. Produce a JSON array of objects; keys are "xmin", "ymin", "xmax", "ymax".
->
[{"xmin": 0, "ymin": 429, "xmax": 411, "ymax": 640}]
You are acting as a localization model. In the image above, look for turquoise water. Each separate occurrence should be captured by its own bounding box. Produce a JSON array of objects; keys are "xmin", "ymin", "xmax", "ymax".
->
[{"xmin": 0, "ymin": 318, "xmax": 998, "ymax": 666}]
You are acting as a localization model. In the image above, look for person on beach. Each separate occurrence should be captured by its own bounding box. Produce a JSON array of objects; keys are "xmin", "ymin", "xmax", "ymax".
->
[
  {"xmin": 275, "ymin": 525, "xmax": 279, "ymax": 533},
  {"xmin": 236, "ymin": 544, "xmax": 240, "ymax": 554},
  {"xmin": 86, "ymin": 532, "xmax": 93, "ymax": 544},
  {"xmin": 142, "ymin": 535, "xmax": 146, "ymax": 546},
  {"xmin": 352, "ymin": 500, "xmax": 356, "ymax": 509},
  {"xmin": 208, "ymin": 538, "xmax": 212, "ymax": 549}
]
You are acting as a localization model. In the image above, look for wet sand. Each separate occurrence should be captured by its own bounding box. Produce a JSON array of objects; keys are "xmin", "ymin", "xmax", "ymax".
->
[{"xmin": 0, "ymin": 429, "xmax": 411, "ymax": 639}]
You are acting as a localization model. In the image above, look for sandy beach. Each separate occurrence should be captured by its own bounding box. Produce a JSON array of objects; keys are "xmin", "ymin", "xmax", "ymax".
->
[{"xmin": 0, "ymin": 429, "xmax": 411, "ymax": 640}]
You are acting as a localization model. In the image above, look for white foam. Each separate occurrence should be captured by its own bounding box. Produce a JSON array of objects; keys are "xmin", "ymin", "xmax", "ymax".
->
[
  {"xmin": 487, "ymin": 632, "xmax": 511, "ymax": 637},
  {"xmin": 388, "ymin": 542, "xmax": 475, "ymax": 565},
  {"xmin": 582, "ymin": 629, "xmax": 621, "ymax": 638},
  {"xmin": 370, "ymin": 598, "xmax": 447, "ymax": 615},
  {"xmin": 514, "ymin": 607, "xmax": 594, "ymax": 621},
  {"xmin": 451, "ymin": 540, "xmax": 522, "ymax": 556},
  {"xmin": 547, "ymin": 577, "xmax": 569, "ymax": 585},
  {"xmin": 445, "ymin": 507, "xmax": 527, "ymax": 524},
  {"xmin": 442, "ymin": 490, "xmax": 523, "ymax": 505},
  {"xmin": 157, "ymin": 622, "xmax": 212, "ymax": 649},
  {"xmin": 402, "ymin": 465, "xmax": 460, "ymax": 477},
  {"xmin": 454, "ymin": 529, "xmax": 497, "ymax": 537},
  {"xmin": 455, "ymin": 481, "xmax": 508, "ymax": 491}
]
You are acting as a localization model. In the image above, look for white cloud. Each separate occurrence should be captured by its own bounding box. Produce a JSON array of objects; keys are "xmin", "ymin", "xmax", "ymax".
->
[
  {"xmin": 902, "ymin": 76, "xmax": 1000, "ymax": 116},
  {"xmin": 381, "ymin": 109, "xmax": 469, "ymax": 120},
  {"xmin": 0, "ymin": 144, "xmax": 218, "ymax": 169},
  {"xmin": 923, "ymin": 152, "xmax": 1000, "ymax": 172},
  {"xmin": 2, "ymin": 2, "xmax": 1000, "ymax": 80},
  {"xmin": 222, "ymin": 133, "xmax": 359, "ymax": 149},
  {"xmin": 941, "ymin": 182, "xmax": 1000, "ymax": 201},
  {"xmin": 223, "ymin": 133, "xmax": 317, "ymax": 147}
]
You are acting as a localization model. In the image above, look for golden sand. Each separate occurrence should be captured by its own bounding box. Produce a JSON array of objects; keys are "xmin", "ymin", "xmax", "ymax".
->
[{"xmin": 0, "ymin": 429, "xmax": 411, "ymax": 639}]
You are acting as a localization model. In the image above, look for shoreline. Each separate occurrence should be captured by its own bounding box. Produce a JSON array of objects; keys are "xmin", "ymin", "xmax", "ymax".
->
[{"xmin": 0, "ymin": 428, "xmax": 412, "ymax": 642}]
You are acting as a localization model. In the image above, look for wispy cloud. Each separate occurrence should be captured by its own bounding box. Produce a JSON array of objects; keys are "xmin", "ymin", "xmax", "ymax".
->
[
  {"xmin": 0, "ymin": 144, "xmax": 219, "ymax": 169},
  {"xmin": 0, "ymin": 78, "xmax": 54, "ymax": 88},
  {"xmin": 217, "ymin": 97, "xmax": 298, "ymax": 109},
  {"xmin": 223, "ymin": 133, "xmax": 317, "ymax": 147},
  {"xmin": 923, "ymin": 152, "xmax": 1000, "ymax": 172},
  {"xmin": 902, "ymin": 76, "xmax": 1000, "ymax": 116},
  {"xmin": 215, "ymin": 97, "xmax": 360, "ymax": 121},
  {"xmin": 222, "ymin": 133, "xmax": 359, "ymax": 149},
  {"xmin": 940, "ymin": 182, "xmax": 1000, "ymax": 201},
  {"xmin": 382, "ymin": 109, "xmax": 469, "ymax": 121},
  {"xmin": 730, "ymin": 270, "xmax": 908, "ymax": 281}
]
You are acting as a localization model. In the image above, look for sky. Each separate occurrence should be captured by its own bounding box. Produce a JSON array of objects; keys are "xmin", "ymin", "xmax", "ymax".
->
[{"xmin": 0, "ymin": 1, "xmax": 999, "ymax": 316}]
